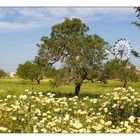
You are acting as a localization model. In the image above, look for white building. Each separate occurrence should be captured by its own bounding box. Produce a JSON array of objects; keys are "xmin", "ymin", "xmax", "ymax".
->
[{"xmin": 10, "ymin": 72, "xmax": 16, "ymax": 78}]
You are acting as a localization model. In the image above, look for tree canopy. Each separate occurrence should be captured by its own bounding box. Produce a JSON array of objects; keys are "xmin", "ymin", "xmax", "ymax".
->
[
  {"xmin": 36, "ymin": 18, "xmax": 109, "ymax": 95},
  {"xmin": 17, "ymin": 61, "xmax": 44, "ymax": 84},
  {"xmin": 0, "ymin": 69, "xmax": 6, "ymax": 78},
  {"xmin": 102, "ymin": 59, "xmax": 139, "ymax": 87}
]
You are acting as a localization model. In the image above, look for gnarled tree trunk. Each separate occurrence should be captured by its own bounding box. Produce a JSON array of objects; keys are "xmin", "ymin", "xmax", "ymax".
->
[
  {"xmin": 123, "ymin": 78, "xmax": 127, "ymax": 88},
  {"xmin": 75, "ymin": 83, "xmax": 81, "ymax": 96},
  {"xmin": 36, "ymin": 79, "xmax": 40, "ymax": 84}
]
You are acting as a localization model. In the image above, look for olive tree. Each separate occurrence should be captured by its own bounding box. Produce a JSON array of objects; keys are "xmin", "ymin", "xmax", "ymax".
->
[
  {"xmin": 102, "ymin": 59, "xmax": 139, "ymax": 87},
  {"xmin": 17, "ymin": 61, "xmax": 44, "ymax": 84},
  {"xmin": 36, "ymin": 18, "xmax": 109, "ymax": 95}
]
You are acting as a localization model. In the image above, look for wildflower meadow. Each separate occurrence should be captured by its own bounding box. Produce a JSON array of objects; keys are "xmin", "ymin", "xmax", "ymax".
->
[{"xmin": 0, "ymin": 86, "xmax": 139, "ymax": 133}]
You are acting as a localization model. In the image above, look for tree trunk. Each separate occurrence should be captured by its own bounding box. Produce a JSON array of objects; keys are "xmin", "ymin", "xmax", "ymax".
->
[
  {"xmin": 75, "ymin": 83, "xmax": 81, "ymax": 96},
  {"xmin": 36, "ymin": 79, "xmax": 40, "ymax": 84},
  {"xmin": 123, "ymin": 78, "xmax": 127, "ymax": 88}
]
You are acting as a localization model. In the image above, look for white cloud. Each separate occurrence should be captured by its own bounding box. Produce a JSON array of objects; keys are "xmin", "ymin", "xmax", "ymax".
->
[
  {"xmin": 0, "ymin": 8, "xmax": 136, "ymax": 31},
  {"xmin": 0, "ymin": 21, "xmax": 46, "ymax": 30},
  {"xmin": 73, "ymin": 8, "xmax": 135, "ymax": 20}
]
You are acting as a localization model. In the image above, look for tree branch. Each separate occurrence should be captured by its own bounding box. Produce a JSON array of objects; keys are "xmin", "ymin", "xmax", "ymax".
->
[{"xmin": 85, "ymin": 77, "xmax": 95, "ymax": 83}]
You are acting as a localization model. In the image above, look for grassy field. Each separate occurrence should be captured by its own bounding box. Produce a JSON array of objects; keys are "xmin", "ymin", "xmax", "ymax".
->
[
  {"xmin": 0, "ymin": 78, "xmax": 140, "ymax": 98},
  {"xmin": 0, "ymin": 78, "xmax": 140, "ymax": 133}
]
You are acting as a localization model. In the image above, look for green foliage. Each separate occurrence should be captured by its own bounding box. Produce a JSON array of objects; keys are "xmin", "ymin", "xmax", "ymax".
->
[
  {"xmin": 132, "ymin": 7, "xmax": 140, "ymax": 28},
  {"xmin": 17, "ymin": 61, "xmax": 44, "ymax": 84},
  {"xmin": 131, "ymin": 49, "xmax": 140, "ymax": 58},
  {"xmin": 0, "ymin": 69, "xmax": 6, "ymax": 78},
  {"xmin": 45, "ymin": 68, "xmax": 65, "ymax": 87},
  {"xmin": 102, "ymin": 59, "xmax": 139, "ymax": 84},
  {"xmin": 45, "ymin": 67, "xmax": 60, "ymax": 79},
  {"xmin": 36, "ymin": 18, "xmax": 109, "ymax": 95},
  {"xmin": 50, "ymin": 68, "xmax": 66, "ymax": 87}
]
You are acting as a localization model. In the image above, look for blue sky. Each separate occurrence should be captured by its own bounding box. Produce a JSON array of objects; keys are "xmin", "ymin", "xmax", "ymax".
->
[{"xmin": 0, "ymin": 8, "xmax": 139, "ymax": 72}]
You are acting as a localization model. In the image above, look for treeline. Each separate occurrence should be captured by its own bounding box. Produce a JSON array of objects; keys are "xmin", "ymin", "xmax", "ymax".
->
[
  {"xmin": 1, "ymin": 58, "xmax": 140, "ymax": 85},
  {"xmin": 15, "ymin": 58, "xmax": 140, "ymax": 84}
]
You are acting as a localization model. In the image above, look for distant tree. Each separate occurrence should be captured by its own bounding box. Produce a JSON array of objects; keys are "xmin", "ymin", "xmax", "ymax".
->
[
  {"xmin": 36, "ymin": 18, "xmax": 109, "ymax": 95},
  {"xmin": 50, "ymin": 68, "xmax": 66, "ymax": 87},
  {"xmin": 0, "ymin": 69, "xmax": 6, "ymax": 78},
  {"xmin": 17, "ymin": 61, "xmax": 44, "ymax": 84},
  {"xmin": 102, "ymin": 59, "xmax": 139, "ymax": 87},
  {"xmin": 45, "ymin": 67, "xmax": 60, "ymax": 79},
  {"xmin": 133, "ymin": 7, "xmax": 140, "ymax": 28}
]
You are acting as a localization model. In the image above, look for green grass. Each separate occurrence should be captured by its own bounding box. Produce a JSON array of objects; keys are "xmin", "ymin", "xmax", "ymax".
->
[{"xmin": 0, "ymin": 78, "xmax": 140, "ymax": 98}]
